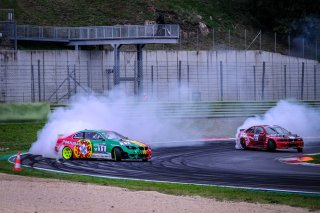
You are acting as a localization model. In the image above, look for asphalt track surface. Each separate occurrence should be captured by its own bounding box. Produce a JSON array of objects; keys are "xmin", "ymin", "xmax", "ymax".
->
[{"xmin": 11, "ymin": 140, "xmax": 320, "ymax": 194}]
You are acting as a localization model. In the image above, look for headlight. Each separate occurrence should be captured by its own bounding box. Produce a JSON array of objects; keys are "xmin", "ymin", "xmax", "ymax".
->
[{"xmin": 126, "ymin": 145, "xmax": 137, "ymax": 150}]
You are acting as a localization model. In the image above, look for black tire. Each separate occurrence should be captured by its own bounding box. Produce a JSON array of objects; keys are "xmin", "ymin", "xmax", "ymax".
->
[
  {"xmin": 297, "ymin": 148, "xmax": 303, "ymax": 153},
  {"xmin": 240, "ymin": 139, "xmax": 247, "ymax": 150},
  {"xmin": 267, "ymin": 140, "xmax": 276, "ymax": 152},
  {"xmin": 142, "ymin": 158, "xmax": 149, "ymax": 162},
  {"xmin": 113, "ymin": 147, "xmax": 122, "ymax": 161}
]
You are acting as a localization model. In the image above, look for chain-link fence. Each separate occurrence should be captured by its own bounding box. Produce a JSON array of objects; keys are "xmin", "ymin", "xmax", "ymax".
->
[{"xmin": 0, "ymin": 50, "xmax": 319, "ymax": 103}]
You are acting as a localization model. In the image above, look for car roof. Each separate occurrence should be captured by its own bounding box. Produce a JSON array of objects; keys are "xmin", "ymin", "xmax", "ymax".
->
[{"xmin": 248, "ymin": 125, "xmax": 282, "ymax": 129}]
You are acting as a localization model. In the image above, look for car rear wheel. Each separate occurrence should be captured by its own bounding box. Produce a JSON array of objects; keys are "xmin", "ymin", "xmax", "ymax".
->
[
  {"xmin": 62, "ymin": 147, "xmax": 73, "ymax": 160},
  {"xmin": 297, "ymin": 148, "xmax": 303, "ymax": 153},
  {"xmin": 240, "ymin": 139, "xmax": 247, "ymax": 150},
  {"xmin": 113, "ymin": 147, "xmax": 122, "ymax": 161},
  {"xmin": 267, "ymin": 140, "xmax": 276, "ymax": 152}
]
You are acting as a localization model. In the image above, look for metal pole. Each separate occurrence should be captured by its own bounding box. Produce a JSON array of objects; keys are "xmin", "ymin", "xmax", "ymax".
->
[
  {"xmin": 151, "ymin": 65, "xmax": 154, "ymax": 97},
  {"xmin": 137, "ymin": 44, "xmax": 144, "ymax": 96},
  {"xmin": 67, "ymin": 65, "xmax": 70, "ymax": 99},
  {"xmin": 228, "ymin": 29, "xmax": 231, "ymax": 49},
  {"xmin": 31, "ymin": 64, "xmax": 35, "ymax": 102},
  {"xmin": 261, "ymin": 61, "xmax": 265, "ymax": 100},
  {"xmin": 74, "ymin": 64, "xmax": 77, "ymax": 93},
  {"xmin": 245, "ymin": 29, "xmax": 246, "ymax": 49},
  {"xmin": 314, "ymin": 65, "xmax": 317, "ymax": 99},
  {"xmin": 302, "ymin": 38, "xmax": 305, "ymax": 58},
  {"xmin": 187, "ymin": 64, "xmax": 190, "ymax": 90},
  {"xmin": 288, "ymin": 35, "xmax": 291, "ymax": 56},
  {"xmin": 178, "ymin": 60, "xmax": 182, "ymax": 88},
  {"xmin": 253, "ymin": 65, "xmax": 256, "ymax": 100},
  {"xmin": 284, "ymin": 65, "xmax": 287, "ymax": 99},
  {"xmin": 37, "ymin": 60, "xmax": 41, "ymax": 101},
  {"xmin": 301, "ymin": 62, "xmax": 304, "ymax": 100},
  {"xmin": 259, "ymin": 30, "xmax": 262, "ymax": 51},
  {"xmin": 220, "ymin": 61, "xmax": 223, "ymax": 101},
  {"xmin": 316, "ymin": 39, "xmax": 318, "ymax": 61},
  {"xmin": 212, "ymin": 28, "xmax": 215, "ymax": 50}
]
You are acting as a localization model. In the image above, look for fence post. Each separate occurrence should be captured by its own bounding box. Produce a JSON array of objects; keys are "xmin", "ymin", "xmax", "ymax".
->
[
  {"xmin": 284, "ymin": 65, "xmax": 287, "ymax": 99},
  {"xmin": 261, "ymin": 61, "xmax": 265, "ymax": 100},
  {"xmin": 220, "ymin": 61, "xmax": 223, "ymax": 101},
  {"xmin": 37, "ymin": 60, "xmax": 41, "ymax": 101},
  {"xmin": 301, "ymin": 62, "xmax": 304, "ymax": 100}
]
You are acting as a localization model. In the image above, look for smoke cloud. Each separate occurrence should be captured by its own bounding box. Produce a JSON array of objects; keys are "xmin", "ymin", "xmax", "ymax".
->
[
  {"xmin": 29, "ymin": 87, "xmax": 206, "ymax": 158},
  {"xmin": 235, "ymin": 100, "xmax": 320, "ymax": 149}
]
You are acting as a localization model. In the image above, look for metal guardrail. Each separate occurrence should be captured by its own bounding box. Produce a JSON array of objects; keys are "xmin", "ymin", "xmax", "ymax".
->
[
  {"xmin": 50, "ymin": 101, "xmax": 320, "ymax": 118},
  {"xmin": 15, "ymin": 24, "xmax": 180, "ymax": 41}
]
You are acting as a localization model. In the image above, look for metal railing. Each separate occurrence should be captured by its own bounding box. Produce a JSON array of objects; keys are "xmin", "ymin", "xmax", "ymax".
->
[{"xmin": 15, "ymin": 24, "xmax": 180, "ymax": 41}]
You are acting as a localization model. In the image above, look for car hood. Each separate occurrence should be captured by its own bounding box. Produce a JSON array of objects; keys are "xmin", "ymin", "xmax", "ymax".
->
[{"xmin": 121, "ymin": 139, "xmax": 148, "ymax": 147}]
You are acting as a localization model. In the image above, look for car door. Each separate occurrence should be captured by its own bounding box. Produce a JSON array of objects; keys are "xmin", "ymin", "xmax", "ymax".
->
[
  {"xmin": 85, "ymin": 131, "xmax": 110, "ymax": 159},
  {"xmin": 245, "ymin": 127, "xmax": 255, "ymax": 147},
  {"xmin": 253, "ymin": 127, "xmax": 265, "ymax": 147}
]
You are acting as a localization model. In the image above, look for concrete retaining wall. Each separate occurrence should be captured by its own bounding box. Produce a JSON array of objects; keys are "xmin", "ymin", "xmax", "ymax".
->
[{"xmin": 0, "ymin": 50, "xmax": 319, "ymax": 103}]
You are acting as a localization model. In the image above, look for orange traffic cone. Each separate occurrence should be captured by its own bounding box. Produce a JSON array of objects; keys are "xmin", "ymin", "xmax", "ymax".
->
[{"xmin": 13, "ymin": 151, "xmax": 21, "ymax": 171}]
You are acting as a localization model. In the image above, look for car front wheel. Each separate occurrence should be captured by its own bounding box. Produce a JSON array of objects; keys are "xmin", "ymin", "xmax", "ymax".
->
[
  {"xmin": 297, "ymin": 148, "xmax": 303, "ymax": 153},
  {"xmin": 113, "ymin": 147, "xmax": 122, "ymax": 161},
  {"xmin": 267, "ymin": 140, "xmax": 276, "ymax": 152}
]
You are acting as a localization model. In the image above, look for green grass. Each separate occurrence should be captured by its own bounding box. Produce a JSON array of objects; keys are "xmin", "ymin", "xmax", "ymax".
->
[
  {"xmin": 0, "ymin": 123, "xmax": 44, "ymax": 154},
  {"xmin": 310, "ymin": 155, "xmax": 320, "ymax": 164},
  {"xmin": 0, "ymin": 122, "xmax": 320, "ymax": 210}
]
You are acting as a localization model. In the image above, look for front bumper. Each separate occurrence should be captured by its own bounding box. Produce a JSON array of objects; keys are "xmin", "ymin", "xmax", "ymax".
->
[{"xmin": 277, "ymin": 141, "xmax": 304, "ymax": 149}]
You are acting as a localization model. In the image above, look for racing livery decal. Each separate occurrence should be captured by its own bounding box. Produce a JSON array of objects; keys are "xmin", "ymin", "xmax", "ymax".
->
[{"xmin": 73, "ymin": 140, "xmax": 92, "ymax": 158}]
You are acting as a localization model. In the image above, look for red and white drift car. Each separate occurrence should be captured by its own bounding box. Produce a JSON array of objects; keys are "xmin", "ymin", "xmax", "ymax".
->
[{"xmin": 236, "ymin": 125, "xmax": 304, "ymax": 152}]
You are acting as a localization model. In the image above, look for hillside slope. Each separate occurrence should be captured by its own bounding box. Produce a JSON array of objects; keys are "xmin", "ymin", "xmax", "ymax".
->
[{"xmin": 0, "ymin": 0, "xmax": 319, "ymax": 54}]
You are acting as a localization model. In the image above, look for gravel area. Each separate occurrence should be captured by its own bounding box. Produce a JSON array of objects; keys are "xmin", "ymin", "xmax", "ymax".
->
[{"xmin": 0, "ymin": 173, "xmax": 314, "ymax": 213}]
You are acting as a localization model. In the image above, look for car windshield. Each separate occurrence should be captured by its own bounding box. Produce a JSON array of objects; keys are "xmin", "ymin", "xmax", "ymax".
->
[
  {"xmin": 266, "ymin": 126, "xmax": 290, "ymax": 135},
  {"xmin": 101, "ymin": 131, "xmax": 126, "ymax": 140}
]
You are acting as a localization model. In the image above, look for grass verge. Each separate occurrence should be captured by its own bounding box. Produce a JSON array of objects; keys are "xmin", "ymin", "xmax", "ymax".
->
[
  {"xmin": 310, "ymin": 154, "xmax": 320, "ymax": 164},
  {"xmin": 1, "ymin": 122, "xmax": 320, "ymax": 210}
]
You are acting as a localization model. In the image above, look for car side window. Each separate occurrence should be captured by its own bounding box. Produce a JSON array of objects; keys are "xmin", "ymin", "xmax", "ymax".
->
[
  {"xmin": 73, "ymin": 132, "xmax": 84, "ymax": 139},
  {"xmin": 85, "ymin": 132, "xmax": 96, "ymax": 140},
  {"xmin": 246, "ymin": 127, "xmax": 254, "ymax": 134},
  {"xmin": 254, "ymin": 127, "xmax": 263, "ymax": 134},
  {"xmin": 92, "ymin": 133, "xmax": 104, "ymax": 140}
]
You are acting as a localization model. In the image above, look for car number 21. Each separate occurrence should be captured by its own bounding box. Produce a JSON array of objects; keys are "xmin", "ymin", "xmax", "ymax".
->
[{"xmin": 98, "ymin": 144, "xmax": 107, "ymax": 152}]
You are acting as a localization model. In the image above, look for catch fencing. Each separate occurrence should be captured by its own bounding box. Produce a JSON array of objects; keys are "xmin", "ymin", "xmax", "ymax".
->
[{"xmin": 0, "ymin": 50, "xmax": 319, "ymax": 103}]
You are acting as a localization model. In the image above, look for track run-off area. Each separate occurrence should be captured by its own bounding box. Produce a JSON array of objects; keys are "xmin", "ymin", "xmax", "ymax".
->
[{"xmin": 9, "ymin": 140, "xmax": 320, "ymax": 195}]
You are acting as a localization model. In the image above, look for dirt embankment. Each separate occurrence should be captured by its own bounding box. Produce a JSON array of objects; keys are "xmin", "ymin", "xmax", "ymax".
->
[{"xmin": 0, "ymin": 173, "xmax": 312, "ymax": 213}]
